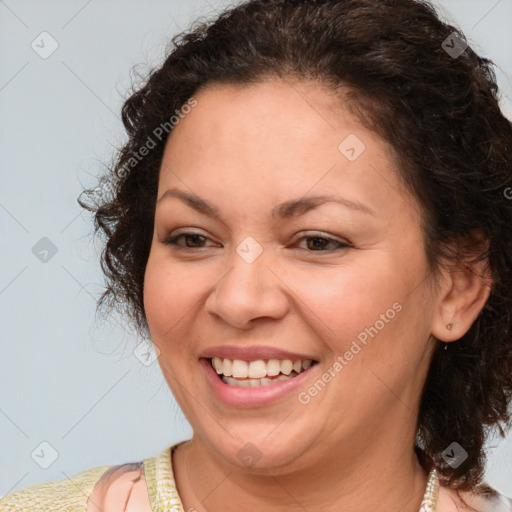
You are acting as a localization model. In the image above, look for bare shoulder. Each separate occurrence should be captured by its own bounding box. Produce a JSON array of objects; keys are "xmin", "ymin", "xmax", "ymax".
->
[
  {"xmin": 87, "ymin": 462, "xmax": 152, "ymax": 512},
  {"xmin": 437, "ymin": 481, "xmax": 512, "ymax": 512}
]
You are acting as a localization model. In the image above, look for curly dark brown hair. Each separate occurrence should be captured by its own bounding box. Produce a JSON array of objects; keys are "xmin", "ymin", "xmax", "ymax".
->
[{"xmin": 78, "ymin": 0, "xmax": 512, "ymax": 494}]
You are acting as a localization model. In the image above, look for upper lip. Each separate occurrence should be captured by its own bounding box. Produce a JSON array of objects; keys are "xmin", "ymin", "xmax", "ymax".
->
[{"xmin": 200, "ymin": 345, "xmax": 317, "ymax": 362}]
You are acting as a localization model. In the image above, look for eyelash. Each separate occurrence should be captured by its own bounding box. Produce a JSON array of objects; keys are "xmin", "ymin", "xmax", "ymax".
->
[{"xmin": 162, "ymin": 232, "xmax": 351, "ymax": 252}]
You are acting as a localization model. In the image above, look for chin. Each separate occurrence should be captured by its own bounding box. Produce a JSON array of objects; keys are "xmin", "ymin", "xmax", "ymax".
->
[{"xmin": 194, "ymin": 419, "xmax": 320, "ymax": 474}]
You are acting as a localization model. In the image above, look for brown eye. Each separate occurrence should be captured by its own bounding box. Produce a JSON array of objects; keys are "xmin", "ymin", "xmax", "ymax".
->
[
  {"xmin": 163, "ymin": 232, "xmax": 213, "ymax": 248},
  {"xmin": 296, "ymin": 234, "xmax": 351, "ymax": 252}
]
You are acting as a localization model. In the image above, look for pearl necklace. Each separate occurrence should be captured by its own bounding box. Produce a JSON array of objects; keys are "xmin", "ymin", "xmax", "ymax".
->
[{"xmin": 418, "ymin": 468, "xmax": 439, "ymax": 511}]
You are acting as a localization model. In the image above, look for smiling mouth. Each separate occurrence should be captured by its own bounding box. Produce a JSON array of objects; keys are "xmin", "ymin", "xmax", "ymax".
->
[{"xmin": 208, "ymin": 357, "xmax": 317, "ymax": 388}]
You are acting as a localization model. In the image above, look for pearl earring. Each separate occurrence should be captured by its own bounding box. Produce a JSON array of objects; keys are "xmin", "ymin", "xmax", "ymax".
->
[{"xmin": 443, "ymin": 323, "xmax": 454, "ymax": 351}]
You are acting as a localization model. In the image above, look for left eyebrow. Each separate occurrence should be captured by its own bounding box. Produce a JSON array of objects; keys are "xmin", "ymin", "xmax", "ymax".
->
[
  {"xmin": 156, "ymin": 188, "xmax": 376, "ymax": 218},
  {"xmin": 272, "ymin": 194, "xmax": 376, "ymax": 218}
]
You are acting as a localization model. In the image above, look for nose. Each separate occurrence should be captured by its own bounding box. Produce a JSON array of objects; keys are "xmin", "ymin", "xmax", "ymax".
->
[{"xmin": 204, "ymin": 246, "xmax": 290, "ymax": 329}]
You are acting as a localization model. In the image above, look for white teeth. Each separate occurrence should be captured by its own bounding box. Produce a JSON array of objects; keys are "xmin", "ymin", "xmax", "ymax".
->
[
  {"xmin": 232, "ymin": 360, "xmax": 249, "ymax": 378},
  {"xmin": 212, "ymin": 356, "xmax": 223, "ymax": 374},
  {"xmin": 221, "ymin": 371, "xmax": 300, "ymax": 388},
  {"xmin": 222, "ymin": 358, "xmax": 233, "ymax": 377},
  {"xmin": 211, "ymin": 357, "xmax": 314, "ymax": 386},
  {"xmin": 248, "ymin": 360, "xmax": 267, "ymax": 379},
  {"xmin": 280, "ymin": 360, "xmax": 293, "ymax": 375},
  {"xmin": 266, "ymin": 359, "xmax": 281, "ymax": 376}
]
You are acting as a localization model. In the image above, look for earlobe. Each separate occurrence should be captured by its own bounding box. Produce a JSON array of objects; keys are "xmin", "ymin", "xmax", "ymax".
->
[{"xmin": 431, "ymin": 247, "xmax": 492, "ymax": 344}]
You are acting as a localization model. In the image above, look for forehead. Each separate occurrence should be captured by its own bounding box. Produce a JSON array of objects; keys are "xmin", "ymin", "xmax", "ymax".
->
[
  {"xmin": 167, "ymin": 79, "xmax": 363, "ymax": 155},
  {"xmin": 158, "ymin": 79, "xmax": 415, "ymax": 223}
]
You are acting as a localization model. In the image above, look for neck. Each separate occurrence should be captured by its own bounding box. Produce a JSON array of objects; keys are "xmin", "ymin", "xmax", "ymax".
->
[{"xmin": 172, "ymin": 421, "xmax": 430, "ymax": 512}]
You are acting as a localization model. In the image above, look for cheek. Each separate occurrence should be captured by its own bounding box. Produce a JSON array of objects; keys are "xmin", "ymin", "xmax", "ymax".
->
[
  {"xmin": 143, "ymin": 254, "xmax": 204, "ymax": 401},
  {"xmin": 143, "ymin": 253, "xmax": 203, "ymax": 335},
  {"xmin": 143, "ymin": 258, "xmax": 170, "ymax": 334},
  {"xmin": 284, "ymin": 258, "xmax": 401, "ymax": 349}
]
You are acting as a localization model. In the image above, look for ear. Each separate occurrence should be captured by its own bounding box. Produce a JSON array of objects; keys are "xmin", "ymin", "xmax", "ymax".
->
[{"xmin": 431, "ymin": 232, "xmax": 492, "ymax": 343}]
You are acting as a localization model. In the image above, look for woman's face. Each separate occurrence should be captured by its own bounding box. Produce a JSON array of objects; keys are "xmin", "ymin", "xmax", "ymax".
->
[{"xmin": 144, "ymin": 79, "xmax": 439, "ymax": 471}]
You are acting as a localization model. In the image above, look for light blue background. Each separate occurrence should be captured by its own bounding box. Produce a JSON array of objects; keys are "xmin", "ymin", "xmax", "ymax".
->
[{"xmin": 1, "ymin": 0, "xmax": 511, "ymax": 498}]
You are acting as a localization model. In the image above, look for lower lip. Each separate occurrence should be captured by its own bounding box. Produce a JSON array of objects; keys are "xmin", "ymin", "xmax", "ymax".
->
[{"xmin": 200, "ymin": 358, "xmax": 315, "ymax": 408}]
